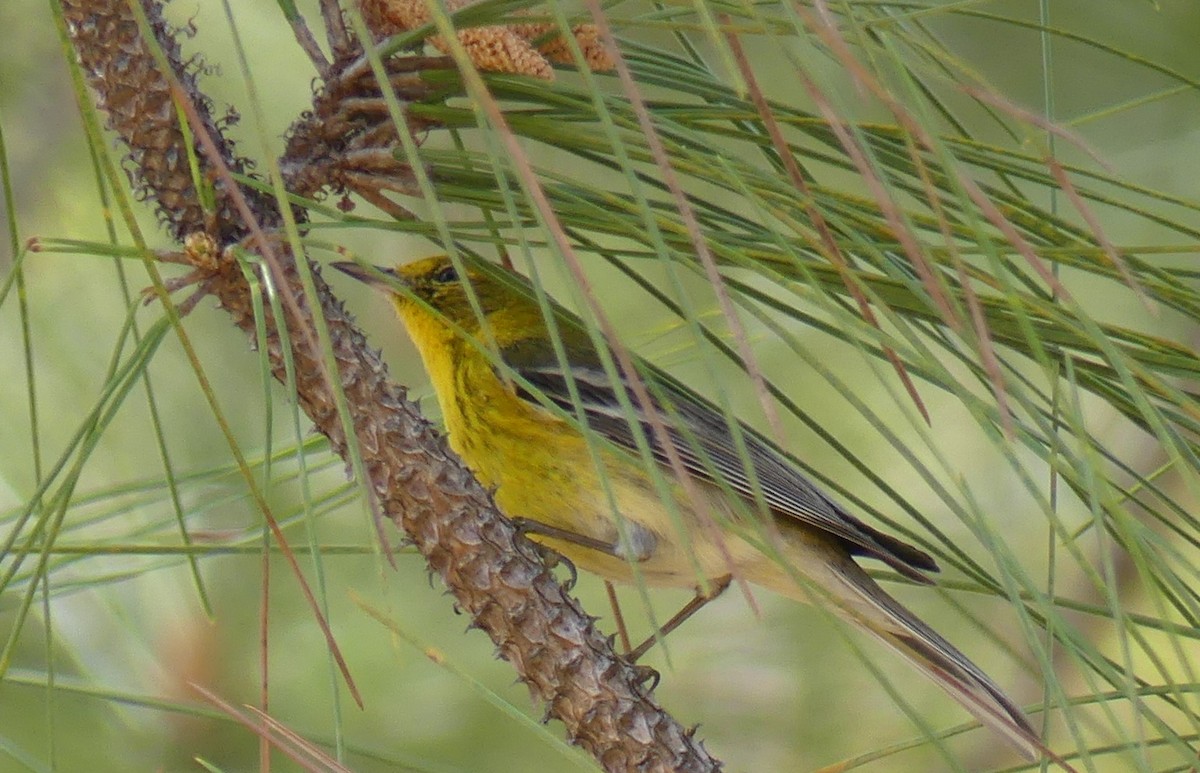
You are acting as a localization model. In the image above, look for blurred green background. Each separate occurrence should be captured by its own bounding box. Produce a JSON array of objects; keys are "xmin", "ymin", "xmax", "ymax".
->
[{"xmin": 2, "ymin": 1, "xmax": 1199, "ymax": 771}]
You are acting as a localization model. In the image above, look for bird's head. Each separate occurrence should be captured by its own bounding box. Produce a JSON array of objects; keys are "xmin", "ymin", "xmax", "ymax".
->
[{"xmin": 332, "ymin": 255, "xmax": 547, "ymax": 346}]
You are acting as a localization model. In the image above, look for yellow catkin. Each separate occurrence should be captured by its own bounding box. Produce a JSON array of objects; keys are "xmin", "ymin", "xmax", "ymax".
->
[{"xmin": 360, "ymin": 0, "xmax": 613, "ymax": 80}]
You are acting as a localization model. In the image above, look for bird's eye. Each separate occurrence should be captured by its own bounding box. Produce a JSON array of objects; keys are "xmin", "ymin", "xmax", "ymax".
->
[{"xmin": 433, "ymin": 265, "xmax": 459, "ymax": 284}]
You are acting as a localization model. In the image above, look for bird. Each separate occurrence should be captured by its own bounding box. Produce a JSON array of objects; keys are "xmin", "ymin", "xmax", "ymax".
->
[{"xmin": 332, "ymin": 254, "xmax": 1042, "ymax": 760}]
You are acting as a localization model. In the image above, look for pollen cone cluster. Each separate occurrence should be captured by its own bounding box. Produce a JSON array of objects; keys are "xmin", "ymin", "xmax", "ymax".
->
[{"xmin": 361, "ymin": 0, "xmax": 614, "ymax": 80}]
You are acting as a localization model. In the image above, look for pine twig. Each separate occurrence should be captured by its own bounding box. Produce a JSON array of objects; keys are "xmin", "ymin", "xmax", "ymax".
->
[{"xmin": 60, "ymin": 1, "xmax": 720, "ymax": 769}]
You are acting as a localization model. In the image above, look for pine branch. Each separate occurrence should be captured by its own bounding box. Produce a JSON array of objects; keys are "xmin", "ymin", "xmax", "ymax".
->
[{"xmin": 60, "ymin": 1, "xmax": 720, "ymax": 769}]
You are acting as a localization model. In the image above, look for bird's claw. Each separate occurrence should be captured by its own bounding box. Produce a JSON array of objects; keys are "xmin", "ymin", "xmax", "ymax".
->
[
  {"xmin": 630, "ymin": 662, "xmax": 660, "ymax": 691},
  {"xmin": 510, "ymin": 517, "xmax": 578, "ymax": 591}
]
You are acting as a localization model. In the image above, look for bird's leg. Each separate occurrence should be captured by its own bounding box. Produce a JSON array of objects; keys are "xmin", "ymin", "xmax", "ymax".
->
[
  {"xmin": 508, "ymin": 517, "xmax": 637, "ymax": 558},
  {"xmin": 509, "ymin": 510, "xmax": 661, "ymax": 565},
  {"xmin": 512, "ymin": 516, "xmax": 713, "ymax": 666},
  {"xmin": 509, "ymin": 518, "xmax": 580, "ymax": 590},
  {"xmin": 510, "ymin": 518, "xmax": 651, "ymax": 658},
  {"xmin": 627, "ymin": 575, "xmax": 732, "ymax": 662},
  {"xmin": 604, "ymin": 581, "xmax": 633, "ymax": 654}
]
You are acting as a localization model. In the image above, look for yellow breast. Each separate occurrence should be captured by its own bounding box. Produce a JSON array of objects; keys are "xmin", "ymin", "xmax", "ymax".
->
[{"xmin": 393, "ymin": 298, "xmax": 784, "ymax": 591}]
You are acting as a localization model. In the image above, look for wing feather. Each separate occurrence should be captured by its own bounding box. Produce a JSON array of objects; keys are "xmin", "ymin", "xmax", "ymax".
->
[{"xmin": 502, "ymin": 347, "xmax": 938, "ymax": 583}]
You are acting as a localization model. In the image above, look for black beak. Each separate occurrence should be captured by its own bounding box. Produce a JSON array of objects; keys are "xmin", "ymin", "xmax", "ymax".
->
[{"xmin": 330, "ymin": 261, "xmax": 398, "ymax": 289}]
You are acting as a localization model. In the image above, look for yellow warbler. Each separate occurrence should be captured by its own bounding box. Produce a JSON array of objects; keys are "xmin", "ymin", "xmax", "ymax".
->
[{"xmin": 333, "ymin": 255, "xmax": 1040, "ymax": 760}]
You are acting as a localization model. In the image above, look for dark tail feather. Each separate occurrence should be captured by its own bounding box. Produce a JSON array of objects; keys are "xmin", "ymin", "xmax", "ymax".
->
[
  {"xmin": 814, "ymin": 561, "xmax": 1043, "ymax": 761},
  {"xmin": 877, "ymin": 623, "xmax": 1041, "ymax": 761}
]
